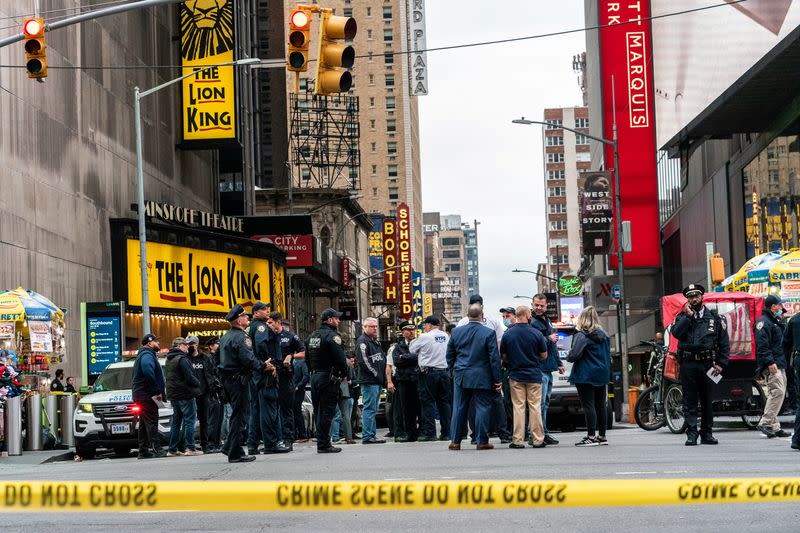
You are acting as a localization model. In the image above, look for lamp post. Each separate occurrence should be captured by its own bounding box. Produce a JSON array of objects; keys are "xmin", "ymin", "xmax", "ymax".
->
[
  {"xmin": 512, "ymin": 116, "xmax": 629, "ymax": 406},
  {"xmin": 513, "ymin": 295, "xmax": 533, "ymax": 300},
  {"xmin": 333, "ymin": 211, "xmax": 373, "ymax": 253},
  {"xmin": 135, "ymin": 57, "xmax": 260, "ymax": 334}
]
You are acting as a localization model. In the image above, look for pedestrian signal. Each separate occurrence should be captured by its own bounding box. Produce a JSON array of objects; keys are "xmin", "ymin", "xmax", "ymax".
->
[
  {"xmin": 22, "ymin": 18, "xmax": 47, "ymax": 79},
  {"xmin": 287, "ymin": 9, "xmax": 311, "ymax": 72},
  {"xmin": 315, "ymin": 13, "xmax": 356, "ymax": 95}
]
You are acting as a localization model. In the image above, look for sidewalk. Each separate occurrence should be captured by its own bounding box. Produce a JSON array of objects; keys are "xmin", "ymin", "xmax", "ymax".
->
[{"xmin": 0, "ymin": 448, "xmax": 74, "ymax": 465}]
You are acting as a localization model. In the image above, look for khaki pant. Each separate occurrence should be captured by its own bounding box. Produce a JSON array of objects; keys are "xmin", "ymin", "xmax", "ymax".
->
[
  {"xmin": 509, "ymin": 379, "xmax": 544, "ymax": 445},
  {"xmin": 758, "ymin": 368, "xmax": 787, "ymax": 431}
]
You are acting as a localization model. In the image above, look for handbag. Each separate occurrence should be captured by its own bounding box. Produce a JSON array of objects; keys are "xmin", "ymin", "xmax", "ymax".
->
[{"xmin": 664, "ymin": 353, "xmax": 680, "ymax": 381}]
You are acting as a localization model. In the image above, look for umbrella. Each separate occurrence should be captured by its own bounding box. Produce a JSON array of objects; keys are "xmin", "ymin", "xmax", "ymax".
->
[
  {"xmin": 0, "ymin": 288, "xmax": 64, "ymax": 322},
  {"xmin": 719, "ymin": 250, "xmax": 789, "ymax": 291},
  {"xmin": 766, "ymin": 251, "xmax": 800, "ymax": 284}
]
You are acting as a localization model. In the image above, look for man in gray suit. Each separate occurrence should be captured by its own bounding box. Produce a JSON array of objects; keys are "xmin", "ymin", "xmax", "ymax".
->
[{"xmin": 447, "ymin": 304, "xmax": 502, "ymax": 450}]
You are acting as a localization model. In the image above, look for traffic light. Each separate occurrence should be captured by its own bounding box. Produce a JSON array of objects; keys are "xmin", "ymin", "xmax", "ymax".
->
[
  {"xmin": 315, "ymin": 13, "xmax": 356, "ymax": 95},
  {"xmin": 287, "ymin": 9, "xmax": 311, "ymax": 72},
  {"xmin": 22, "ymin": 17, "xmax": 47, "ymax": 79}
]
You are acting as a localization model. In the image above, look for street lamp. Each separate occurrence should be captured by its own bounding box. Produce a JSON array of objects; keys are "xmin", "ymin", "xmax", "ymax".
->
[
  {"xmin": 333, "ymin": 211, "xmax": 373, "ymax": 253},
  {"xmin": 512, "ymin": 115, "xmax": 629, "ymax": 405},
  {"xmin": 135, "ymin": 57, "xmax": 260, "ymax": 334},
  {"xmin": 513, "ymin": 295, "xmax": 533, "ymax": 300}
]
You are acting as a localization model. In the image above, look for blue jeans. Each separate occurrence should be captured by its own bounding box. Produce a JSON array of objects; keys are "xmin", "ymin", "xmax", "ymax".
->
[
  {"xmin": 331, "ymin": 397, "xmax": 354, "ymax": 441},
  {"xmin": 361, "ymin": 384, "xmax": 381, "ymax": 442},
  {"xmin": 451, "ymin": 382, "xmax": 493, "ymax": 445},
  {"xmin": 541, "ymin": 372, "xmax": 553, "ymax": 436},
  {"xmin": 168, "ymin": 398, "xmax": 197, "ymax": 452}
]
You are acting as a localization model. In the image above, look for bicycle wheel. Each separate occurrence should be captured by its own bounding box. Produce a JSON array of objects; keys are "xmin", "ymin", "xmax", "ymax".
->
[
  {"xmin": 742, "ymin": 381, "xmax": 766, "ymax": 429},
  {"xmin": 634, "ymin": 385, "xmax": 665, "ymax": 430},
  {"xmin": 664, "ymin": 383, "xmax": 687, "ymax": 434}
]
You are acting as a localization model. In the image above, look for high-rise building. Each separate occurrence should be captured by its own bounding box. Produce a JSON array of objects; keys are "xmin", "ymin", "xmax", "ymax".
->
[
  {"xmin": 541, "ymin": 106, "xmax": 591, "ymax": 283},
  {"xmin": 281, "ymin": 0, "xmax": 424, "ymax": 272}
]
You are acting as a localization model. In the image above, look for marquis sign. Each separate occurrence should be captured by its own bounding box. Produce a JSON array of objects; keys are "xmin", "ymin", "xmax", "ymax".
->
[{"xmin": 558, "ymin": 275, "xmax": 584, "ymax": 297}]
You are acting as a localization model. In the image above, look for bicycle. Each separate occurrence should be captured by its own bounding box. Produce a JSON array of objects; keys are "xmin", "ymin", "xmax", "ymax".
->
[{"xmin": 633, "ymin": 340, "xmax": 671, "ymax": 431}]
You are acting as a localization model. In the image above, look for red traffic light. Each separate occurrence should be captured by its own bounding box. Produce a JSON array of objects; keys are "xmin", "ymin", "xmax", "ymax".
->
[
  {"xmin": 22, "ymin": 18, "xmax": 44, "ymax": 37},
  {"xmin": 290, "ymin": 10, "xmax": 310, "ymax": 30}
]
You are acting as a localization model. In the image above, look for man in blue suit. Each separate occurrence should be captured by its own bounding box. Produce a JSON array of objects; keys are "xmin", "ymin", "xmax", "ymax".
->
[{"xmin": 447, "ymin": 304, "xmax": 502, "ymax": 450}]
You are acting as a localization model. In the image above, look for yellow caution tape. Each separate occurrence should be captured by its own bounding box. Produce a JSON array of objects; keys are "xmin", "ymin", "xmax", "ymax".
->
[{"xmin": 2, "ymin": 478, "xmax": 800, "ymax": 512}]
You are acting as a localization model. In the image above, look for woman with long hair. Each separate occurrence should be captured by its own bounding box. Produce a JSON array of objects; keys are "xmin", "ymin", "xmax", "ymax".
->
[{"xmin": 567, "ymin": 306, "xmax": 611, "ymax": 446}]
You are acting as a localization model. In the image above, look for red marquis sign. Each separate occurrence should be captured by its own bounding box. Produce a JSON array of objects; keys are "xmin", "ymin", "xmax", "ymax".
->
[
  {"xmin": 382, "ymin": 218, "xmax": 398, "ymax": 303},
  {"xmin": 397, "ymin": 203, "xmax": 413, "ymax": 318},
  {"xmin": 598, "ymin": 0, "xmax": 660, "ymax": 268},
  {"xmin": 341, "ymin": 256, "xmax": 351, "ymax": 287}
]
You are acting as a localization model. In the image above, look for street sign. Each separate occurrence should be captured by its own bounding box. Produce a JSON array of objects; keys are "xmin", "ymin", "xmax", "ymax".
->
[{"xmin": 611, "ymin": 284, "xmax": 621, "ymax": 302}]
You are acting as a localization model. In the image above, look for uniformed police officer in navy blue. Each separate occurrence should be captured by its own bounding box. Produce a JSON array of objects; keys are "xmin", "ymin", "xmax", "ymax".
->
[
  {"xmin": 248, "ymin": 302, "xmax": 290, "ymax": 455},
  {"xmin": 671, "ymin": 284, "xmax": 730, "ymax": 446},
  {"xmin": 306, "ymin": 308, "xmax": 349, "ymax": 453},
  {"xmin": 267, "ymin": 311, "xmax": 306, "ymax": 444},
  {"xmin": 218, "ymin": 304, "xmax": 269, "ymax": 463}
]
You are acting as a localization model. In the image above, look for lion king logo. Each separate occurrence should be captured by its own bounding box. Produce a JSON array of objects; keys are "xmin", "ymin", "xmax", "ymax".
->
[{"xmin": 181, "ymin": 0, "xmax": 234, "ymax": 61}]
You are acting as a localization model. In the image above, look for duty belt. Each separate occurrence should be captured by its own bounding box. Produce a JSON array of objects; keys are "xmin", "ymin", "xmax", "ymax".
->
[
  {"xmin": 681, "ymin": 350, "xmax": 714, "ymax": 362},
  {"xmin": 421, "ymin": 366, "xmax": 448, "ymax": 373}
]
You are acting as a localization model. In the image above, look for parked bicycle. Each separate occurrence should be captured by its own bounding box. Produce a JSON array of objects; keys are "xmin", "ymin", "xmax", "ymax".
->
[{"xmin": 633, "ymin": 340, "xmax": 671, "ymax": 431}]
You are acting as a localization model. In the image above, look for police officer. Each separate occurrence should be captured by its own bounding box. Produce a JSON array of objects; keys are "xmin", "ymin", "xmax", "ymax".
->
[
  {"xmin": 671, "ymin": 284, "xmax": 730, "ymax": 446},
  {"xmin": 267, "ymin": 311, "xmax": 306, "ymax": 444},
  {"xmin": 306, "ymin": 308, "xmax": 349, "ymax": 453},
  {"xmin": 755, "ymin": 294, "xmax": 790, "ymax": 438},
  {"xmin": 218, "ymin": 304, "xmax": 268, "ymax": 463},
  {"xmin": 356, "ymin": 317, "xmax": 387, "ymax": 444},
  {"xmin": 781, "ymin": 308, "xmax": 800, "ymax": 450},
  {"xmin": 248, "ymin": 302, "xmax": 290, "ymax": 455},
  {"xmin": 389, "ymin": 321, "xmax": 420, "ymax": 442},
  {"xmin": 411, "ymin": 316, "xmax": 451, "ymax": 441}
]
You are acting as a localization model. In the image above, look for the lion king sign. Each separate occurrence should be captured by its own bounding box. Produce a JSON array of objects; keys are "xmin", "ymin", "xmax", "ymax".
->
[{"xmin": 180, "ymin": 0, "xmax": 238, "ymax": 145}]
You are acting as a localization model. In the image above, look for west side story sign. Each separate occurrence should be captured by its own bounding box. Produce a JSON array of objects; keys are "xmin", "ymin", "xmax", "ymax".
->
[{"xmin": 407, "ymin": 0, "xmax": 429, "ymax": 95}]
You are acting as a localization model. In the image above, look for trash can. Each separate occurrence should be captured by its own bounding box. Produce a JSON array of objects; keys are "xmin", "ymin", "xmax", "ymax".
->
[
  {"xmin": 24, "ymin": 393, "xmax": 42, "ymax": 451},
  {"xmin": 3, "ymin": 396, "xmax": 23, "ymax": 456},
  {"xmin": 59, "ymin": 395, "xmax": 77, "ymax": 448},
  {"xmin": 628, "ymin": 388, "xmax": 640, "ymax": 424},
  {"xmin": 45, "ymin": 394, "xmax": 59, "ymax": 442}
]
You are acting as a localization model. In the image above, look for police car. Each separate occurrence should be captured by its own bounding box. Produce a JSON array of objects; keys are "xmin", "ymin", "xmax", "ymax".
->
[{"xmin": 73, "ymin": 360, "xmax": 172, "ymax": 458}]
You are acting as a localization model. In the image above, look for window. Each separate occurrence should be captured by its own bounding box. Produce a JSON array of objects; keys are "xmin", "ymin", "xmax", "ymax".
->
[
  {"xmin": 550, "ymin": 237, "xmax": 568, "ymax": 247},
  {"xmin": 301, "ymin": 168, "xmax": 311, "ymax": 181},
  {"xmin": 548, "ymin": 187, "xmax": 565, "ymax": 197},
  {"xmin": 769, "ymin": 169, "xmax": 780, "ymax": 183},
  {"xmin": 388, "ymin": 164, "xmax": 398, "ymax": 176},
  {"xmin": 441, "ymin": 237, "xmax": 461, "ymax": 246},
  {"xmin": 299, "ymin": 78, "xmax": 308, "ymax": 90},
  {"xmin": 548, "ymin": 220, "xmax": 567, "ymax": 231},
  {"xmin": 551, "ymin": 254, "xmax": 569, "ymax": 264},
  {"xmin": 343, "ymin": 7, "xmax": 353, "ymax": 16},
  {"xmin": 368, "ymin": 52, "xmax": 373, "ymax": 62},
  {"xmin": 387, "ymin": 119, "xmax": 396, "ymax": 132},
  {"xmin": 444, "ymin": 264, "xmax": 461, "ymax": 272},
  {"xmin": 372, "ymin": 187, "xmax": 378, "ymax": 198},
  {"xmin": 386, "ymin": 97, "xmax": 396, "ymax": 109},
  {"xmin": 545, "ymin": 119, "xmax": 562, "ymax": 129},
  {"xmin": 300, "ymin": 145, "xmax": 310, "ymax": 157},
  {"xmin": 443, "ymin": 250, "xmax": 461, "ymax": 259},
  {"xmin": 383, "ymin": 6, "xmax": 392, "ymax": 19},
  {"xmin": 546, "ymin": 136, "xmax": 564, "ymax": 146},
  {"xmin": 369, "ymin": 97, "xmax": 375, "ymax": 107},
  {"xmin": 369, "ymin": 119, "xmax": 376, "ymax": 130},
  {"xmin": 549, "ymin": 203, "xmax": 567, "ymax": 214},
  {"xmin": 385, "ymin": 74, "xmax": 395, "ymax": 87},
  {"xmin": 384, "ymin": 29, "xmax": 393, "ymax": 42},
  {"xmin": 547, "ymin": 170, "xmax": 565, "ymax": 180},
  {"xmin": 384, "ymin": 53, "xmax": 394, "ymax": 65},
  {"xmin": 367, "ymin": 29, "xmax": 373, "ymax": 40},
  {"xmin": 366, "ymin": 7, "xmax": 372, "ymax": 16},
  {"xmin": 388, "ymin": 187, "xmax": 399, "ymax": 200},
  {"xmin": 575, "ymin": 134, "xmax": 591, "ymax": 145},
  {"xmin": 368, "ymin": 74, "xmax": 375, "ymax": 85},
  {"xmin": 547, "ymin": 153, "xmax": 565, "ymax": 163},
  {"xmin": 576, "ymin": 152, "xmax": 591, "ymax": 162},
  {"xmin": 371, "ymin": 165, "xmax": 377, "ymax": 175},
  {"xmin": 370, "ymin": 143, "xmax": 376, "ymax": 153},
  {"xmin": 387, "ymin": 141, "xmax": 397, "ymax": 155},
  {"xmin": 389, "ymin": 209, "xmax": 396, "ymax": 218},
  {"xmin": 575, "ymin": 117, "xmax": 589, "ymax": 128}
]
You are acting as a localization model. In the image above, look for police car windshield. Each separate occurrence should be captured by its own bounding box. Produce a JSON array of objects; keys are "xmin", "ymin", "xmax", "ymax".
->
[{"xmin": 93, "ymin": 367, "xmax": 134, "ymax": 392}]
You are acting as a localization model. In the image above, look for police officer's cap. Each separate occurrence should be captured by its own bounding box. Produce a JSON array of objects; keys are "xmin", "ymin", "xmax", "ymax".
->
[
  {"xmin": 469, "ymin": 294, "xmax": 484, "ymax": 305},
  {"xmin": 141, "ymin": 333, "xmax": 160, "ymax": 345},
  {"xmin": 682, "ymin": 284, "xmax": 705, "ymax": 298},
  {"xmin": 422, "ymin": 315, "xmax": 440, "ymax": 326},
  {"xmin": 252, "ymin": 301, "xmax": 270, "ymax": 313},
  {"xmin": 398, "ymin": 320, "xmax": 415, "ymax": 330},
  {"xmin": 765, "ymin": 294, "xmax": 783, "ymax": 307},
  {"xmin": 226, "ymin": 304, "xmax": 247, "ymax": 322},
  {"xmin": 205, "ymin": 336, "xmax": 220, "ymax": 346},
  {"xmin": 320, "ymin": 308, "xmax": 343, "ymax": 321},
  {"xmin": 499, "ymin": 306, "xmax": 515, "ymax": 314}
]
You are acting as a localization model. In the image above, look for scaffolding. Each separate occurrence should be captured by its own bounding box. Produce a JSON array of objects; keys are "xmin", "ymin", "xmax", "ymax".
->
[{"xmin": 289, "ymin": 85, "xmax": 360, "ymax": 190}]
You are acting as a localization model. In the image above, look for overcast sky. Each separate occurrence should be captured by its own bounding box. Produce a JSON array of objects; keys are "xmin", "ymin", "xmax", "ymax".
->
[{"xmin": 418, "ymin": 2, "xmax": 586, "ymax": 316}]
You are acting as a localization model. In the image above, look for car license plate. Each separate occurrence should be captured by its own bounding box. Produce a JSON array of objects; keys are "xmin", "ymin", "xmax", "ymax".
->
[{"xmin": 110, "ymin": 423, "xmax": 130, "ymax": 435}]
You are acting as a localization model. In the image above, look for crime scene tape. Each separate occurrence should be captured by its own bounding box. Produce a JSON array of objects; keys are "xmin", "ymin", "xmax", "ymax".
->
[{"xmin": 2, "ymin": 478, "xmax": 800, "ymax": 512}]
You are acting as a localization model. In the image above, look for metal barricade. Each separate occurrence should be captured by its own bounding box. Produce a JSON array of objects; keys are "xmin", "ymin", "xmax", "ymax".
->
[
  {"xmin": 24, "ymin": 393, "xmax": 42, "ymax": 451},
  {"xmin": 3, "ymin": 395, "xmax": 22, "ymax": 456},
  {"xmin": 59, "ymin": 394, "xmax": 76, "ymax": 447},
  {"xmin": 45, "ymin": 394, "xmax": 59, "ymax": 442}
]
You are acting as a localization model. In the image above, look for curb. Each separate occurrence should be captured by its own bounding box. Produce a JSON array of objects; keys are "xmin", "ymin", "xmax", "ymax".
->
[{"xmin": 40, "ymin": 451, "xmax": 76, "ymax": 464}]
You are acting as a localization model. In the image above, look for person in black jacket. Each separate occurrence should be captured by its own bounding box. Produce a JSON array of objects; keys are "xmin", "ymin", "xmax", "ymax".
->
[
  {"xmin": 292, "ymin": 356, "xmax": 310, "ymax": 441},
  {"xmin": 187, "ymin": 335, "xmax": 219, "ymax": 453},
  {"xmin": 204, "ymin": 337, "xmax": 224, "ymax": 451},
  {"xmin": 388, "ymin": 321, "xmax": 420, "ymax": 442},
  {"xmin": 782, "ymin": 311, "xmax": 800, "ymax": 450},
  {"xmin": 356, "ymin": 317, "xmax": 387, "ymax": 444},
  {"xmin": 132, "ymin": 334, "xmax": 166, "ymax": 459},
  {"xmin": 755, "ymin": 295, "xmax": 790, "ymax": 438},
  {"xmin": 671, "ymin": 284, "xmax": 730, "ymax": 446},
  {"xmin": 50, "ymin": 369, "xmax": 65, "ymax": 392},
  {"xmin": 165, "ymin": 337, "xmax": 202, "ymax": 456}
]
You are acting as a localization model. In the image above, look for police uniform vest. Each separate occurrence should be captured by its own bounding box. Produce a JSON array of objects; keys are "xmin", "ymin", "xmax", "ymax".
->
[
  {"xmin": 392, "ymin": 339, "xmax": 418, "ymax": 380},
  {"xmin": 218, "ymin": 327, "xmax": 260, "ymax": 375},
  {"xmin": 672, "ymin": 306, "xmax": 729, "ymax": 367},
  {"xmin": 307, "ymin": 323, "xmax": 341, "ymax": 372}
]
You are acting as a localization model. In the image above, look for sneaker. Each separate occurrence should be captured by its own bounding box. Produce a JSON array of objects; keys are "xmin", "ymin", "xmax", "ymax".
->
[
  {"xmin": 596, "ymin": 436, "xmax": 608, "ymax": 446},
  {"xmin": 757, "ymin": 425, "xmax": 776, "ymax": 438},
  {"xmin": 529, "ymin": 441, "xmax": 547, "ymax": 449},
  {"xmin": 183, "ymin": 449, "xmax": 204, "ymax": 456},
  {"xmin": 575, "ymin": 436, "xmax": 599, "ymax": 447},
  {"xmin": 166, "ymin": 450, "xmax": 183, "ymax": 457},
  {"xmin": 508, "ymin": 443, "xmax": 526, "ymax": 449},
  {"xmin": 317, "ymin": 446, "xmax": 342, "ymax": 454},
  {"xmin": 774, "ymin": 429, "xmax": 791, "ymax": 438},
  {"xmin": 543, "ymin": 435, "xmax": 559, "ymax": 445}
]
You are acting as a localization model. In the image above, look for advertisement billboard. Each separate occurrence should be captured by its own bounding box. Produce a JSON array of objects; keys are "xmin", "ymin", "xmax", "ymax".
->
[
  {"xmin": 652, "ymin": 0, "xmax": 800, "ymax": 148},
  {"xmin": 369, "ymin": 215, "xmax": 385, "ymax": 271},
  {"xmin": 560, "ymin": 295, "xmax": 585, "ymax": 325},
  {"xmin": 598, "ymin": 0, "xmax": 660, "ymax": 268},
  {"xmin": 580, "ymin": 172, "xmax": 613, "ymax": 255},
  {"xmin": 383, "ymin": 218, "xmax": 398, "ymax": 303},
  {"xmin": 397, "ymin": 203, "xmax": 413, "ymax": 318}
]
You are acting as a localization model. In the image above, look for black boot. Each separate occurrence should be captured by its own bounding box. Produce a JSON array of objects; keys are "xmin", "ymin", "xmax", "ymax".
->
[
  {"xmin": 685, "ymin": 428, "xmax": 698, "ymax": 446},
  {"xmin": 700, "ymin": 433, "xmax": 718, "ymax": 445}
]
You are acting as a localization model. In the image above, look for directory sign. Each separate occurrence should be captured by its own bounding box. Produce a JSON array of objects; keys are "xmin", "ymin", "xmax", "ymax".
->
[{"xmin": 81, "ymin": 302, "xmax": 125, "ymax": 382}]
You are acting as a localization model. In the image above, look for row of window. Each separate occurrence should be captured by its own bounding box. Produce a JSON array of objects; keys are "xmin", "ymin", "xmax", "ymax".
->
[
  {"xmin": 367, "ymin": 96, "xmax": 396, "ymax": 109},
  {"xmin": 546, "ymin": 135, "xmax": 591, "ymax": 146},
  {"xmin": 545, "ymin": 118, "xmax": 589, "ymax": 129},
  {"xmin": 367, "ymin": 118, "xmax": 397, "ymax": 132},
  {"xmin": 361, "ymin": 28, "xmax": 395, "ymax": 41},
  {"xmin": 546, "ymin": 152, "xmax": 591, "ymax": 163},
  {"xmin": 371, "ymin": 164, "xmax": 399, "ymax": 176},
  {"xmin": 368, "ymin": 141, "xmax": 398, "ymax": 155},
  {"xmin": 341, "ymin": 6, "xmax": 392, "ymax": 19},
  {"xmin": 549, "ymin": 220, "xmax": 567, "ymax": 231}
]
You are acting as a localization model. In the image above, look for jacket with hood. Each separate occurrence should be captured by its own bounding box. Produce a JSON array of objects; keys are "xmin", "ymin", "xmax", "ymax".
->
[
  {"xmin": 165, "ymin": 348, "xmax": 202, "ymax": 400},
  {"xmin": 132, "ymin": 347, "xmax": 165, "ymax": 401},
  {"xmin": 567, "ymin": 328, "xmax": 611, "ymax": 387}
]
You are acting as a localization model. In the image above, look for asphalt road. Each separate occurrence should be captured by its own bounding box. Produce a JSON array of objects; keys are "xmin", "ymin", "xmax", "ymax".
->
[{"xmin": 2, "ymin": 423, "xmax": 799, "ymax": 531}]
